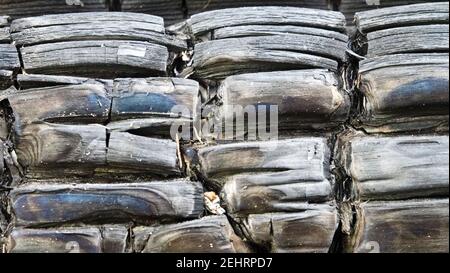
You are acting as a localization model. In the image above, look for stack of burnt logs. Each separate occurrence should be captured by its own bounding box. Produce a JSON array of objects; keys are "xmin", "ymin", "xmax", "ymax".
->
[
  {"xmin": 0, "ymin": 2, "xmax": 449, "ymax": 253},
  {"xmin": 335, "ymin": 2, "xmax": 449, "ymax": 253},
  {"xmin": 0, "ymin": 11, "xmax": 248, "ymax": 253}
]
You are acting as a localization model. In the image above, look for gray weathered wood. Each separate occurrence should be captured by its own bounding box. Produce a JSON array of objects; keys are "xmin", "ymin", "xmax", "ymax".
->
[
  {"xmin": 140, "ymin": 216, "xmax": 250, "ymax": 253},
  {"xmin": 7, "ymin": 227, "xmax": 103, "ymax": 253},
  {"xmin": 121, "ymin": 0, "xmax": 185, "ymax": 26},
  {"xmin": 222, "ymin": 171, "xmax": 333, "ymax": 215},
  {"xmin": 192, "ymin": 35, "xmax": 346, "ymax": 79},
  {"xmin": 214, "ymin": 24, "xmax": 348, "ymax": 42},
  {"xmin": 20, "ymin": 40, "xmax": 169, "ymax": 78},
  {"xmin": 187, "ymin": 0, "xmax": 331, "ymax": 17},
  {"xmin": 10, "ymin": 12, "xmax": 187, "ymax": 50},
  {"xmin": 339, "ymin": 0, "xmax": 449, "ymax": 25},
  {"xmin": 0, "ymin": 70, "xmax": 13, "ymax": 90},
  {"xmin": 0, "ymin": 0, "xmax": 109, "ymax": 19},
  {"xmin": 366, "ymin": 24, "xmax": 449, "ymax": 57},
  {"xmin": 107, "ymin": 117, "xmax": 192, "ymax": 139},
  {"xmin": 9, "ymin": 180, "xmax": 204, "ymax": 227},
  {"xmin": 2, "ymin": 83, "xmax": 111, "ymax": 128},
  {"xmin": 355, "ymin": 2, "xmax": 449, "ymax": 33},
  {"xmin": 196, "ymin": 138, "xmax": 331, "ymax": 192},
  {"xmin": 242, "ymin": 205, "xmax": 338, "ymax": 253},
  {"xmin": 0, "ymin": 16, "xmax": 9, "ymax": 27},
  {"xmin": 357, "ymin": 53, "xmax": 449, "ymax": 133},
  {"xmin": 217, "ymin": 70, "xmax": 350, "ymax": 132},
  {"xmin": 353, "ymin": 199, "xmax": 449, "ymax": 253},
  {"xmin": 0, "ymin": 44, "xmax": 20, "ymax": 74},
  {"xmin": 111, "ymin": 77, "xmax": 199, "ymax": 120},
  {"xmin": 106, "ymin": 132, "xmax": 182, "ymax": 178},
  {"xmin": 0, "ymin": 27, "xmax": 10, "ymax": 43},
  {"xmin": 14, "ymin": 122, "xmax": 107, "ymax": 179},
  {"xmin": 100, "ymin": 225, "xmax": 130, "ymax": 253},
  {"xmin": 338, "ymin": 133, "xmax": 449, "ymax": 200},
  {"xmin": 16, "ymin": 74, "xmax": 113, "ymax": 90},
  {"xmin": 189, "ymin": 7, "xmax": 347, "ymax": 36},
  {"xmin": 7, "ymin": 225, "xmax": 129, "ymax": 253}
]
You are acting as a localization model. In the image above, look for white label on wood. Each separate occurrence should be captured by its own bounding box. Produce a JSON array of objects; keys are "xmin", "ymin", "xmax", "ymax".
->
[{"xmin": 117, "ymin": 45, "xmax": 147, "ymax": 58}]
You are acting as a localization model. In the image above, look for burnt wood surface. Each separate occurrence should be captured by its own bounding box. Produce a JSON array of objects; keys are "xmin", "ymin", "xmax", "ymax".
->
[
  {"xmin": 9, "ymin": 180, "xmax": 204, "ymax": 227},
  {"xmin": 337, "ymin": 133, "xmax": 449, "ymax": 201},
  {"xmin": 20, "ymin": 40, "xmax": 169, "ymax": 78}
]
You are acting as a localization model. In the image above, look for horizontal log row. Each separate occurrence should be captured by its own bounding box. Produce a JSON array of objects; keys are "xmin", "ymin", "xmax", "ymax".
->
[
  {"xmin": 184, "ymin": 7, "xmax": 348, "ymax": 80},
  {"xmin": 185, "ymin": 0, "xmax": 331, "ymax": 17},
  {"xmin": 6, "ymin": 216, "xmax": 250, "ymax": 253},
  {"xmin": 342, "ymin": 198, "xmax": 449, "ymax": 253},
  {"xmin": 1, "ymin": 13, "xmax": 188, "ymax": 79},
  {"xmin": 241, "ymin": 204, "xmax": 338, "ymax": 253},
  {"xmin": 190, "ymin": 138, "xmax": 333, "ymax": 215},
  {"xmin": 12, "ymin": 123, "xmax": 181, "ymax": 181},
  {"xmin": 0, "ymin": 0, "xmax": 110, "ymax": 19},
  {"xmin": 6, "ymin": 198, "xmax": 449, "ymax": 253},
  {"xmin": 354, "ymin": 2, "xmax": 449, "ymax": 133},
  {"xmin": 336, "ymin": 133, "xmax": 449, "ymax": 201},
  {"xmin": 1, "ymin": 76, "xmax": 198, "ymax": 132},
  {"xmin": 9, "ymin": 179, "xmax": 203, "ymax": 227},
  {"xmin": 338, "ymin": 0, "xmax": 449, "ymax": 25},
  {"xmin": 209, "ymin": 70, "xmax": 351, "ymax": 135}
]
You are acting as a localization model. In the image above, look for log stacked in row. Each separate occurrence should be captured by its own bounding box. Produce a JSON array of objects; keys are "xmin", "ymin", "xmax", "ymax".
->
[
  {"xmin": 179, "ymin": 7, "xmax": 351, "ymax": 253},
  {"xmin": 0, "ymin": 0, "xmax": 110, "ymax": 19},
  {"xmin": 335, "ymin": 132, "xmax": 449, "ymax": 253},
  {"xmin": 0, "ymin": 16, "xmax": 19, "ymax": 89},
  {"xmin": 1, "ymin": 3, "xmax": 449, "ymax": 253},
  {"xmin": 0, "ymin": 12, "xmax": 248, "ymax": 253},
  {"xmin": 332, "ymin": 2, "xmax": 449, "ymax": 253},
  {"xmin": 337, "ymin": 0, "xmax": 449, "ymax": 25},
  {"xmin": 354, "ymin": 2, "xmax": 449, "ymax": 133}
]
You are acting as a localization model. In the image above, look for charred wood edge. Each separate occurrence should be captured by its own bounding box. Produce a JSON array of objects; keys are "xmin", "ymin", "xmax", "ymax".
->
[{"xmin": 1, "ymin": 3, "xmax": 449, "ymax": 253}]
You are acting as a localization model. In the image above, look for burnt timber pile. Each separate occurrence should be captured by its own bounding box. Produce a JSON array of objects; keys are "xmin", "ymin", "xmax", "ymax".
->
[{"xmin": 0, "ymin": 1, "xmax": 449, "ymax": 253}]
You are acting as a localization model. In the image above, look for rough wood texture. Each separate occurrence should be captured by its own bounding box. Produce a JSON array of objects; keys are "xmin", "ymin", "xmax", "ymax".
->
[
  {"xmin": 2, "ymin": 83, "xmax": 111, "ymax": 128},
  {"xmin": 366, "ymin": 24, "xmax": 449, "ymax": 57},
  {"xmin": 338, "ymin": 133, "xmax": 449, "ymax": 200},
  {"xmin": 16, "ymin": 74, "xmax": 113, "ymax": 90},
  {"xmin": 7, "ymin": 225, "xmax": 129, "ymax": 253},
  {"xmin": 242, "ymin": 205, "xmax": 338, "ymax": 253},
  {"xmin": 198, "ymin": 138, "xmax": 330, "ymax": 191},
  {"xmin": 10, "ymin": 12, "xmax": 186, "ymax": 50},
  {"xmin": 355, "ymin": 2, "xmax": 449, "ymax": 33},
  {"xmin": 0, "ymin": 44, "xmax": 20, "ymax": 75},
  {"xmin": 0, "ymin": 0, "xmax": 109, "ymax": 19},
  {"xmin": 139, "ymin": 216, "xmax": 250, "ymax": 253},
  {"xmin": 213, "ymin": 24, "xmax": 348, "ymax": 42},
  {"xmin": 0, "ymin": 27, "xmax": 10, "ymax": 43},
  {"xmin": 357, "ymin": 53, "xmax": 449, "ymax": 133},
  {"xmin": 187, "ymin": 0, "xmax": 331, "ymax": 16},
  {"xmin": 111, "ymin": 77, "xmax": 199, "ymax": 120},
  {"xmin": 217, "ymin": 70, "xmax": 350, "ymax": 132},
  {"xmin": 120, "ymin": 0, "xmax": 185, "ymax": 26},
  {"xmin": 189, "ymin": 7, "xmax": 347, "ymax": 36},
  {"xmin": 15, "ymin": 123, "xmax": 107, "ymax": 179},
  {"xmin": 106, "ymin": 132, "xmax": 181, "ymax": 178},
  {"xmin": 353, "ymin": 199, "xmax": 449, "ymax": 253},
  {"xmin": 0, "ymin": 16, "xmax": 9, "ymax": 27},
  {"xmin": 107, "ymin": 117, "xmax": 192, "ymax": 139},
  {"xmin": 339, "ymin": 0, "xmax": 449, "ymax": 25},
  {"xmin": 20, "ymin": 40, "xmax": 169, "ymax": 78},
  {"xmin": 9, "ymin": 180, "xmax": 203, "ymax": 227},
  {"xmin": 13, "ymin": 122, "xmax": 183, "ymax": 179},
  {"xmin": 192, "ymin": 35, "xmax": 346, "ymax": 79}
]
